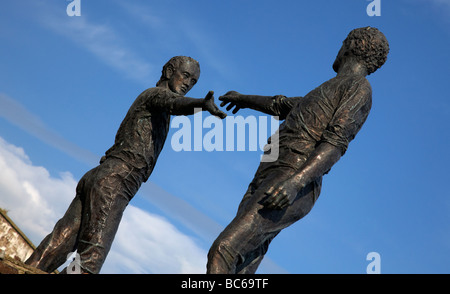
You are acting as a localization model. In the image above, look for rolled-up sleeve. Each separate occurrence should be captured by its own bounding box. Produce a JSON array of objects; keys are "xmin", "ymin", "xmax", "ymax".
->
[
  {"xmin": 271, "ymin": 95, "xmax": 303, "ymax": 120},
  {"xmin": 321, "ymin": 82, "xmax": 372, "ymax": 155}
]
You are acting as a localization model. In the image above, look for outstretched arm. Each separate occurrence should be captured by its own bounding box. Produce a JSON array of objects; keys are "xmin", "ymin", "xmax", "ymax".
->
[
  {"xmin": 170, "ymin": 91, "xmax": 226, "ymax": 118},
  {"xmin": 263, "ymin": 142, "xmax": 342, "ymax": 209},
  {"xmin": 219, "ymin": 91, "xmax": 301, "ymax": 119}
]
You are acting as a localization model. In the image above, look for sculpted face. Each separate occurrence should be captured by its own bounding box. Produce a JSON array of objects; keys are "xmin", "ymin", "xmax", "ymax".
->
[
  {"xmin": 333, "ymin": 42, "xmax": 349, "ymax": 73},
  {"xmin": 167, "ymin": 60, "xmax": 200, "ymax": 95}
]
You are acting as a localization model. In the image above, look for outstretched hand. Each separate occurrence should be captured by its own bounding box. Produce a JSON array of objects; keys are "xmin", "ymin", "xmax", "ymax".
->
[
  {"xmin": 204, "ymin": 91, "xmax": 227, "ymax": 119},
  {"xmin": 219, "ymin": 91, "xmax": 245, "ymax": 114}
]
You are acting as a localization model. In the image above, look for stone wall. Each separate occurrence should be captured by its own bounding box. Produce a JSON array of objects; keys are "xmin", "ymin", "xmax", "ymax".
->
[
  {"xmin": 0, "ymin": 209, "xmax": 35, "ymax": 262},
  {"xmin": 0, "ymin": 253, "xmax": 48, "ymax": 274}
]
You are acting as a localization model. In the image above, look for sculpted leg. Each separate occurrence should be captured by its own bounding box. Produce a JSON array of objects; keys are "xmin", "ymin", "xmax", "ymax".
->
[
  {"xmin": 207, "ymin": 164, "xmax": 319, "ymax": 274},
  {"xmin": 25, "ymin": 194, "xmax": 82, "ymax": 272},
  {"xmin": 73, "ymin": 159, "xmax": 141, "ymax": 274}
]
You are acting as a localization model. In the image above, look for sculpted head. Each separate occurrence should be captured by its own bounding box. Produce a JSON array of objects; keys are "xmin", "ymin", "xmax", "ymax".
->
[
  {"xmin": 333, "ymin": 27, "xmax": 390, "ymax": 75},
  {"xmin": 157, "ymin": 56, "xmax": 200, "ymax": 95}
]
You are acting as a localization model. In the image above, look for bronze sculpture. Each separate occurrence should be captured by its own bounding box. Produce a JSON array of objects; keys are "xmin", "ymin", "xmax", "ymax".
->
[
  {"xmin": 25, "ymin": 56, "xmax": 226, "ymax": 274},
  {"xmin": 207, "ymin": 27, "xmax": 389, "ymax": 274}
]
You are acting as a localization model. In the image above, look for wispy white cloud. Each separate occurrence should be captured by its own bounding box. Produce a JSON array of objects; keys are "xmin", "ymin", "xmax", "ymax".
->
[
  {"xmin": 103, "ymin": 205, "xmax": 207, "ymax": 274},
  {"xmin": 430, "ymin": 0, "xmax": 450, "ymax": 7},
  {"xmin": 407, "ymin": 0, "xmax": 450, "ymax": 19},
  {"xmin": 430, "ymin": 0, "xmax": 450, "ymax": 19},
  {"xmin": 115, "ymin": 1, "xmax": 236, "ymax": 83},
  {"xmin": 0, "ymin": 136, "xmax": 77, "ymax": 243},
  {"xmin": 32, "ymin": 2, "xmax": 154, "ymax": 86},
  {"xmin": 139, "ymin": 183, "xmax": 224, "ymax": 243},
  {"xmin": 113, "ymin": 1, "xmax": 164, "ymax": 30},
  {"xmin": 426, "ymin": 0, "xmax": 450, "ymax": 14},
  {"xmin": 181, "ymin": 25, "xmax": 236, "ymax": 80},
  {"xmin": 0, "ymin": 93, "xmax": 98, "ymax": 167}
]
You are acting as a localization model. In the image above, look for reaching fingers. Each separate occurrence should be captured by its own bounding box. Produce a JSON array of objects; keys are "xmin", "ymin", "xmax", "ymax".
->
[
  {"xmin": 219, "ymin": 94, "xmax": 232, "ymax": 103},
  {"xmin": 226, "ymin": 103, "xmax": 236, "ymax": 111},
  {"xmin": 215, "ymin": 109, "xmax": 227, "ymax": 119},
  {"xmin": 219, "ymin": 92, "xmax": 238, "ymax": 102},
  {"xmin": 219, "ymin": 92, "xmax": 243, "ymax": 114},
  {"xmin": 208, "ymin": 103, "xmax": 227, "ymax": 119},
  {"xmin": 220, "ymin": 101, "xmax": 240, "ymax": 114},
  {"xmin": 205, "ymin": 90, "xmax": 214, "ymax": 100}
]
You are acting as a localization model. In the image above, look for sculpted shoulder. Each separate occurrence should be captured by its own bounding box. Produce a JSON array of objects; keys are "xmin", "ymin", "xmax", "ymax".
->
[{"xmin": 338, "ymin": 74, "xmax": 373, "ymax": 99}]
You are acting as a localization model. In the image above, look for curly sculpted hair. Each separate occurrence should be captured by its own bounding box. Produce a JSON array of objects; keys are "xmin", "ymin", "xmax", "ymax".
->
[{"xmin": 342, "ymin": 26, "xmax": 390, "ymax": 75}]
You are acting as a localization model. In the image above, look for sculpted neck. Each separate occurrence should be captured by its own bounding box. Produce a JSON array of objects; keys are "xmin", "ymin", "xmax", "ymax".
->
[{"xmin": 337, "ymin": 57, "xmax": 368, "ymax": 77}]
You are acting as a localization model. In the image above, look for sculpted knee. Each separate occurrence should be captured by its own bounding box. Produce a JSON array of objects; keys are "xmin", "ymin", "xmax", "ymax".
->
[
  {"xmin": 208, "ymin": 239, "xmax": 228, "ymax": 260},
  {"xmin": 208, "ymin": 238, "xmax": 245, "ymax": 274}
]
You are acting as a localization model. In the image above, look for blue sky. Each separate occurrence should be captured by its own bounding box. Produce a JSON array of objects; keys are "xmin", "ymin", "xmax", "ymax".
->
[{"xmin": 0, "ymin": 0, "xmax": 449, "ymax": 274}]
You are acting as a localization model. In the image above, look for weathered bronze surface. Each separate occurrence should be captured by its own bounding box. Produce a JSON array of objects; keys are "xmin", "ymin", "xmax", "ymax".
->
[
  {"xmin": 207, "ymin": 27, "xmax": 389, "ymax": 274},
  {"xmin": 25, "ymin": 56, "xmax": 226, "ymax": 274}
]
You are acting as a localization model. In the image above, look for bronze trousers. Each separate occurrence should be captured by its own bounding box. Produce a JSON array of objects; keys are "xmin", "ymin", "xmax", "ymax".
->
[
  {"xmin": 207, "ymin": 148, "xmax": 321, "ymax": 274},
  {"xmin": 26, "ymin": 157, "xmax": 145, "ymax": 274}
]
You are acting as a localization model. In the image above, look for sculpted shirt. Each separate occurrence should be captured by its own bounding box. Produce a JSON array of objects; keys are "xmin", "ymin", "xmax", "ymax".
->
[
  {"xmin": 102, "ymin": 87, "xmax": 183, "ymax": 182},
  {"xmin": 264, "ymin": 74, "xmax": 372, "ymax": 172}
]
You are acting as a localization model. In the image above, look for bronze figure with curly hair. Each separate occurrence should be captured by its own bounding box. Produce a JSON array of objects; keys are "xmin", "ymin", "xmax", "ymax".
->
[{"xmin": 208, "ymin": 27, "xmax": 389, "ymax": 274}]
